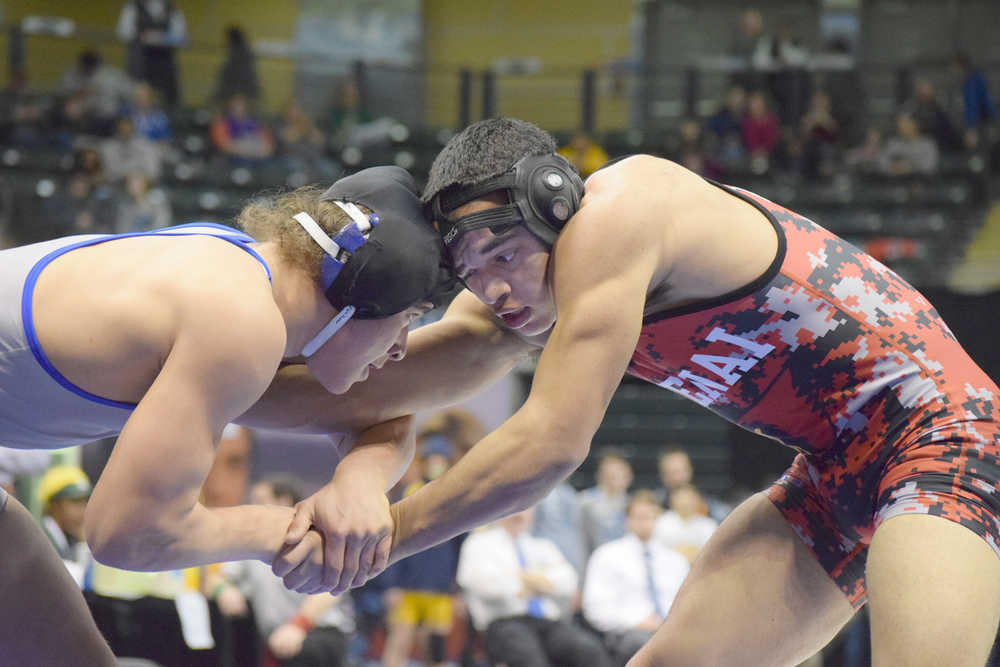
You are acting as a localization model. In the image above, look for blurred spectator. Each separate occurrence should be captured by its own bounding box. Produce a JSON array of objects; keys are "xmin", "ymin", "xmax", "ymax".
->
[
  {"xmin": 129, "ymin": 81, "xmax": 171, "ymax": 144},
  {"xmin": 59, "ymin": 50, "xmax": 133, "ymax": 135},
  {"xmin": 213, "ymin": 26, "xmax": 261, "ymax": 106},
  {"xmin": 381, "ymin": 435, "xmax": 463, "ymax": 667},
  {"xmin": 117, "ymin": 0, "xmax": 188, "ymax": 107},
  {"xmin": 457, "ymin": 507, "xmax": 612, "ymax": 667},
  {"xmin": 0, "ymin": 447, "xmax": 50, "ymax": 498},
  {"xmin": 954, "ymin": 52, "xmax": 996, "ymax": 150},
  {"xmin": 845, "ymin": 126, "xmax": 885, "ymax": 172},
  {"xmin": 558, "ymin": 131, "xmax": 610, "ymax": 178},
  {"xmin": 327, "ymin": 77, "xmax": 374, "ymax": 149},
  {"xmin": 706, "ymin": 85, "xmax": 747, "ymax": 168},
  {"xmin": 654, "ymin": 484, "xmax": 718, "ymax": 564},
  {"xmin": 212, "ymin": 94, "xmax": 276, "ymax": 163},
  {"xmin": 799, "ymin": 89, "xmax": 840, "ymax": 178},
  {"xmin": 201, "ymin": 424, "xmax": 253, "ymax": 508},
  {"xmin": 533, "ymin": 480, "xmax": 586, "ymax": 575},
  {"xmin": 419, "ymin": 409, "xmax": 487, "ymax": 460},
  {"xmin": 40, "ymin": 172, "xmax": 119, "ymax": 238},
  {"xmin": 212, "ymin": 476, "xmax": 354, "ymax": 667},
  {"xmin": 730, "ymin": 8, "xmax": 768, "ymax": 77},
  {"xmin": 579, "ymin": 448, "xmax": 633, "ymax": 558},
  {"xmin": 100, "ymin": 116, "xmax": 162, "ymax": 183},
  {"xmin": 668, "ymin": 118, "xmax": 718, "ymax": 178},
  {"xmin": 742, "ymin": 91, "xmax": 780, "ymax": 162},
  {"xmin": 0, "ymin": 69, "xmax": 55, "ymax": 148},
  {"xmin": 729, "ymin": 8, "xmax": 809, "ymax": 121},
  {"xmin": 654, "ymin": 449, "xmax": 730, "ymax": 523},
  {"xmin": 116, "ymin": 172, "xmax": 172, "ymax": 233},
  {"xmin": 75, "ymin": 146, "xmax": 109, "ymax": 189},
  {"xmin": 279, "ymin": 101, "xmax": 338, "ymax": 183},
  {"xmin": 37, "ymin": 465, "xmax": 93, "ymax": 587},
  {"xmin": 582, "ymin": 491, "xmax": 689, "ymax": 666},
  {"xmin": 819, "ymin": 38, "xmax": 866, "ymax": 144},
  {"xmin": 879, "ymin": 112, "xmax": 939, "ymax": 176},
  {"xmin": 903, "ymin": 78, "xmax": 962, "ymax": 152}
]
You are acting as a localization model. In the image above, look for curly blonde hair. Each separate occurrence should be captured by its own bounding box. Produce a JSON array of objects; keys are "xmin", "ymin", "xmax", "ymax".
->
[{"xmin": 237, "ymin": 185, "xmax": 371, "ymax": 282}]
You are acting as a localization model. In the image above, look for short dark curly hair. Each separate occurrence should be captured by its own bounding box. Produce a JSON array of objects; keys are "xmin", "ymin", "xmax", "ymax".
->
[{"xmin": 422, "ymin": 117, "xmax": 557, "ymax": 205}]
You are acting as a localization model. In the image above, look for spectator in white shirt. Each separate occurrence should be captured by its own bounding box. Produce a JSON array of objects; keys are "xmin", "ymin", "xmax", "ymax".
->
[
  {"xmin": 654, "ymin": 484, "xmax": 718, "ymax": 564},
  {"xmin": 457, "ymin": 507, "xmax": 612, "ymax": 667},
  {"xmin": 583, "ymin": 490, "xmax": 690, "ymax": 665}
]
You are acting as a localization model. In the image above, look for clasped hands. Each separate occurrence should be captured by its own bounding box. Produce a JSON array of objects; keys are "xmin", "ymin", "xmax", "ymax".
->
[{"xmin": 271, "ymin": 471, "xmax": 396, "ymax": 595}]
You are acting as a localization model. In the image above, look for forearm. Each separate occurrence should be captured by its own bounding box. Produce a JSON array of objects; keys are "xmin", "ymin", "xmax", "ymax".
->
[
  {"xmin": 389, "ymin": 410, "xmax": 586, "ymax": 563},
  {"xmin": 334, "ymin": 416, "xmax": 415, "ymax": 491},
  {"xmin": 88, "ymin": 502, "xmax": 294, "ymax": 571}
]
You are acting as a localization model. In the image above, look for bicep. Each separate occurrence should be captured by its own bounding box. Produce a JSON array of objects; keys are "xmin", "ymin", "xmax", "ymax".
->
[
  {"xmin": 91, "ymin": 307, "xmax": 284, "ymax": 521},
  {"xmin": 520, "ymin": 206, "xmax": 657, "ymax": 447}
]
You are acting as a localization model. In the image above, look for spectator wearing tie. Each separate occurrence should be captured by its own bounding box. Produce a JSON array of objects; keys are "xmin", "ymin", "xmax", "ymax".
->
[
  {"xmin": 457, "ymin": 507, "xmax": 612, "ymax": 667},
  {"xmin": 583, "ymin": 490, "xmax": 690, "ymax": 666}
]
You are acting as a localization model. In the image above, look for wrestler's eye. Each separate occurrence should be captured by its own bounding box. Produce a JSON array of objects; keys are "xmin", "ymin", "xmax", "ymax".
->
[{"xmin": 494, "ymin": 250, "xmax": 516, "ymax": 265}]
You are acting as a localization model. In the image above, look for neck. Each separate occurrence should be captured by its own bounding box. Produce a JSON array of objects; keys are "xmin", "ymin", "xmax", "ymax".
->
[{"xmin": 252, "ymin": 242, "xmax": 335, "ymax": 357}]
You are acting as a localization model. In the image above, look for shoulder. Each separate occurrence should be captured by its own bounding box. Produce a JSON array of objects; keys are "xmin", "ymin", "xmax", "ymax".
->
[
  {"xmin": 165, "ymin": 242, "xmax": 286, "ymax": 366},
  {"xmin": 554, "ymin": 155, "xmax": 697, "ymax": 279}
]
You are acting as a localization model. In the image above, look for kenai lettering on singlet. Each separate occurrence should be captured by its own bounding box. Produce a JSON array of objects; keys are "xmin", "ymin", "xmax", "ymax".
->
[{"xmin": 659, "ymin": 328, "xmax": 775, "ymax": 407}]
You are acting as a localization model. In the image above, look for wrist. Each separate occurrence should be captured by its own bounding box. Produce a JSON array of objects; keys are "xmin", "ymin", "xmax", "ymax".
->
[{"xmin": 333, "ymin": 452, "xmax": 393, "ymax": 490}]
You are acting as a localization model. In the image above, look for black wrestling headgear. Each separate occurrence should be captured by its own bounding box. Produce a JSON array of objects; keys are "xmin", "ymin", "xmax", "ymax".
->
[
  {"xmin": 428, "ymin": 152, "xmax": 584, "ymax": 250},
  {"xmin": 295, "ymin": 166, "xmax": 453, "ymax": 320}
]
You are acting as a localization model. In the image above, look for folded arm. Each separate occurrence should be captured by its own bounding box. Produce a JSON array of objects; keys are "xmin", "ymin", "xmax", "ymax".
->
[{"xmin": 84, "ymin": 293, "xmax": 291, "ymax": 570}]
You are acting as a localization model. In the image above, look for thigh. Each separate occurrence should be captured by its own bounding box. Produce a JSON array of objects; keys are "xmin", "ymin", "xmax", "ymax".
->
[
  {"xmin": 543, "ymin": 619, "xmax": 613, "ymax": 667},
  {"xmin": 485, "ymin": 617, "xmax": 549, "ymax": 667},
  {"xmin": 867, "ymin": 514, "xmax": 1000, "ymax": 667},
  {"xmin": 630, "ymin": 492, "xmax": 855, "ymax": 667},
  {"xmin": 0, "ymin": 492, "xmax": 117, "ymax": 667}
]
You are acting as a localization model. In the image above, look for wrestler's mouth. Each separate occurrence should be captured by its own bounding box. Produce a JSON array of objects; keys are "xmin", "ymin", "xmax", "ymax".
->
[{"xmin": 499, "ymin": 307, "xmax": 530, "ymax": 329}]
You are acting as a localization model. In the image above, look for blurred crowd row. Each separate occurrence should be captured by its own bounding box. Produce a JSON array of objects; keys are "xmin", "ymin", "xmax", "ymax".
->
[{"xmin": 0, "ymin": 409, "xmax": 734, "ymax": 667}]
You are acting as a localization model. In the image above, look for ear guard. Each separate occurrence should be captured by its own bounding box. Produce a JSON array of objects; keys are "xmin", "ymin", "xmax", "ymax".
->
[{"xmin": 429, "ymin": 153, "xmax": 585, "ymax": 249}]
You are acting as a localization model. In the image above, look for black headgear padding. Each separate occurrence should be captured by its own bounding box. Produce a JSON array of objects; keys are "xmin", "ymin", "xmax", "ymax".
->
[
  {"xmin": 320, "ymin": 166, "xmax": 455, "ymax": 318},
  {"xmin": 430, "ymin": 153, "xmax": 584, "ymax": 249}
]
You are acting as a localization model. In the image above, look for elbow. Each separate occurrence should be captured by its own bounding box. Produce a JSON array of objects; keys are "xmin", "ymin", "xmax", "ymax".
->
[
  {"xmin": 85, "ymin": 514, "xmax": 133, "ymax": 569},
  {"xmin": 84, "ymin": 505, "xmax": 173, "ymax": 571}
]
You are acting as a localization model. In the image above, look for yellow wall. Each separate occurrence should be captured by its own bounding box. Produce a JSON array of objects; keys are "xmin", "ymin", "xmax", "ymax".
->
[
  {"xmin": 4, "ymin": 1, "xmax": 635, "ymax": 126},
  {"xmin": 3, "ymin": 0, "xmax": 298, "ymax": 111},
  {"xmin": 422, "ymin": 1, "xmax": 634, "ymax": 131}
]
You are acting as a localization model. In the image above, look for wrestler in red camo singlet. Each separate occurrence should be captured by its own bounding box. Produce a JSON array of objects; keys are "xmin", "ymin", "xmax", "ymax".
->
[{"xmin": 628, "ymin": 182, "xmax": 1000, "ymax": 606}]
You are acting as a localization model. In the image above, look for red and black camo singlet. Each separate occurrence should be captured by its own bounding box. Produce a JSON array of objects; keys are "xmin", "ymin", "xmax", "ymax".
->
[{"xmin": 627, "ymin": 182, "xmax": 998, "ymax": 459}]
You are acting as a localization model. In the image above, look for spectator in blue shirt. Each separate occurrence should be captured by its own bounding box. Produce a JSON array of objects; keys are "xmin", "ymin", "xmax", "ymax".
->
[{"xmin": 954, "ymin": 51, "xmax": 996, "ymax": 150}]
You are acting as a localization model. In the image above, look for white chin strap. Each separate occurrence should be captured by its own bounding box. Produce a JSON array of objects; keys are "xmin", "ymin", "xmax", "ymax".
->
[
  {"xmin": 300, "ymin": 304, "xmax": 355, "ymax": 357},
  {"xmin": 293, "ymin": 203, "xmax": 373, "ymax": 357}
]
